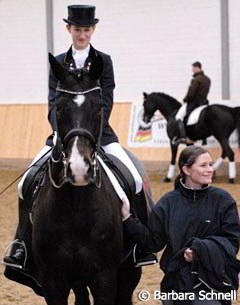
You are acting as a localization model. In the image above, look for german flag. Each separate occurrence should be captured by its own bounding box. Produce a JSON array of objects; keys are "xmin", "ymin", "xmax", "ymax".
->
[{"xmin": 134, "ymin": 127, "xmax": 152, "ymax": 142}]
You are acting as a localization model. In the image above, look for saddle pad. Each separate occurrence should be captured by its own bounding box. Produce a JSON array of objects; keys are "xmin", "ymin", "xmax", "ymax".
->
[
  {"xmin": 102, "ymin": 153, "xmax": 136, "ymax": 198},
  {"xmin": 97, "ymin": 156, "xmax": 130, "ymax": 205},
  {"xmin": 187, "ymin": 105, "xmax": 207, "ymax": 126}
]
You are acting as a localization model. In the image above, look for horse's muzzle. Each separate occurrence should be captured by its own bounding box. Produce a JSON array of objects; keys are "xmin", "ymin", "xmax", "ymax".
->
[
  {"xmin": 139, "ymin": 114, "xmax": 152, "ymax": 129},
  {"xmin": 67, "ymin": 158, "xmax": 92, "ymax": 186}
]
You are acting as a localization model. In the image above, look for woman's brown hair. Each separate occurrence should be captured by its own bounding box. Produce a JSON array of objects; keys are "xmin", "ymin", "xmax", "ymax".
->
[{"xmin": 174, "ymin": 146, "xmax": 210, "ymax": 188}]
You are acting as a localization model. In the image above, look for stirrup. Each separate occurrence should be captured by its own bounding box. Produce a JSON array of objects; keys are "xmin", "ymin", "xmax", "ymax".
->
[
  {"xmin": 1, "ymin": 239, "xmax": 27, "ymax": 269},
  {"xmin": 133, "ymin": 244, "xmax": 158, "ymax": 268}
]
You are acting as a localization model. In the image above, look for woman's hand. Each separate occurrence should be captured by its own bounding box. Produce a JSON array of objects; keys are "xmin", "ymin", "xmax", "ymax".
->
[
  {"xmin": 121, "ymin": 197, "xmax": 131, "ymax": 221},
  {"xmin": 184, "ymin": 248, "xmax": 197, "ymax": 262}
]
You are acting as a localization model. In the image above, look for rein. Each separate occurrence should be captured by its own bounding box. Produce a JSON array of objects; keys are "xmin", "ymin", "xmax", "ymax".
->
[{"xmin": 49, "ymin": 86, "xmax": 103, "ymax": 189}]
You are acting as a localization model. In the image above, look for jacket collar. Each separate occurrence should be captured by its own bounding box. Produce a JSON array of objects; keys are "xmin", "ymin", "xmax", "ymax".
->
[
  {"xmin": 178, "ymin": 179, "xmax": 209, "ymax": 201},
  {"xmin": 63, "ymin": 44, "xmax": 97, "ymax": 70},
  {"xmin": 193, "ymin": 71, "xmax": 204, "ymax": 77}
]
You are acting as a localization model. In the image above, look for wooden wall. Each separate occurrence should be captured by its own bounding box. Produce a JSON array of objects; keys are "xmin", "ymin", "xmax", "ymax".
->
[{"xmin": 0, "ymin": 103, "xmax": 239, "ymax": 162}]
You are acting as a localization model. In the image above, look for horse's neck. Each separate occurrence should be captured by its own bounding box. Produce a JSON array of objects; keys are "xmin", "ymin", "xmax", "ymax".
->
[{"xmin": 155, "ymin": 94, "xmax": 180, "ymax": 120}]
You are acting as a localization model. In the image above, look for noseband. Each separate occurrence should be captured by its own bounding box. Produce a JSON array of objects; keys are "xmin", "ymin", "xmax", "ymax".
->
[
  {"xmin": 63, "ymin": 128, "xmax": 96, "ymax": 147},
  {"xmin": 48, "ymin": 86, "xmax": 102, "ymax": 189}
]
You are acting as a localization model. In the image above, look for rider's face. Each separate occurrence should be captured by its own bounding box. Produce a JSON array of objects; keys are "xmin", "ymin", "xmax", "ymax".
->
[
  {"xmin": 192, "ymin": 66, "xmax": 200, "ymax": 75},
  {"xmin": 67, "ymin": 25, "xmax": 95, "ymax": 50}
]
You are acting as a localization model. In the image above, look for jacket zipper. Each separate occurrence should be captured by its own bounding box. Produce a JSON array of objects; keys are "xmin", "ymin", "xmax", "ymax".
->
[{"xmin": 193, "ymin": 191, "xmax": 196, "ymax": 202}]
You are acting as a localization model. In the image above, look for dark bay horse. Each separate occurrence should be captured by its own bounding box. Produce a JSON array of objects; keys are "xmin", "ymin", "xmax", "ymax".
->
[
  {"xmin": 142, "ymin": 92, "xmax": 240, "ymax": 183},
  {"xmin": 28, "ymin": 54, "xmax": 142, "ymax": 305}
]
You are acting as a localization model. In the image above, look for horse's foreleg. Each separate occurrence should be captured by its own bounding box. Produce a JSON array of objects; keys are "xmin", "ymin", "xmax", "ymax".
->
[
  {"xmin": 116, "ymin": 262, "xmax": 142, "ymax": 305},
  {"xmin": 41, "ymin": 278, "xmax": 70, "ymax": 305},
  {"xmin": 89, "ymin": 269, "xmax": 117, "ymax": 305},
  {"xmin": 73, "ymin": 286, "xmax": 90, "ymax": 305},
  {"xmin": 219, "ymin": 140, "xmax": 235, "ymax": 183},
  {"xmin": 213, "ymin": 156, "xmax": 225, "ymax": 171},
  {"xmin": 229, "ymin": 160, "xmax": 236, "ymax": 183},
  {"xmin": 164, "ymin": 143, "xmax": 178, "ymax": 182}
]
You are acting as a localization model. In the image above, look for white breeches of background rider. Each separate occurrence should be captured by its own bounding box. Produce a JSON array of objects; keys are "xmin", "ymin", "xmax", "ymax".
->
[
  {"xmin": 18, "ymin": 142, "xmax": 142, "ymax": 199},
  {"xmin": 175, "ymin": 103, "xmax": 187, "ymax": 121}
]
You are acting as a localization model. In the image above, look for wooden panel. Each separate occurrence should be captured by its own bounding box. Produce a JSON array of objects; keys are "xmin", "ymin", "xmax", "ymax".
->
[
  {"xmin": 0, "ymin": 103, "xmax": 239, "ymax": 162},
  {"xmin": 0, "ymin": 104, "xmax": 51, "ymax": 158}
]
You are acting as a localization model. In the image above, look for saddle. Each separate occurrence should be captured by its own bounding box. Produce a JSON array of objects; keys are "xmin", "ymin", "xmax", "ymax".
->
[
  {"xmin": 99, "ymin": 151, "xmax": 136, "ymax": 201},
  {"xmin": 186, "ymin": 105, "xmax": 208, "ymax": 126},
  {"xmin": 22, "ymin": 154, "xmax": 49, "ymax": 202},
  {"xmin": 21, "ymin": 150, "xmax": 136, "ymax": 212},
  {"xmin": 22, "ymin": 148, "xmax": 153, "ymax": 224}
]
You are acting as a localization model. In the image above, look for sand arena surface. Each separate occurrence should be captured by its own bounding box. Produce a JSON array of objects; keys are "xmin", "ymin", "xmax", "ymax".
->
[{"xmin": 0, "ymin": 163, "xmax": 239, "ymax": 305}]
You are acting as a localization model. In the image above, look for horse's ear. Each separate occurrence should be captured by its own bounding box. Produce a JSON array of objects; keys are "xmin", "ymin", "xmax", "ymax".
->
[
  {"xmin": 49, "ymin": 53, "xmax": 66, "ymax": 81},
  {"xmin": 88, "ymin": 55, "xmax": 104, "ymax": 80},
  {"xmin": 143, "ymin": 92, "xmax": 148, "ymax": 100}
]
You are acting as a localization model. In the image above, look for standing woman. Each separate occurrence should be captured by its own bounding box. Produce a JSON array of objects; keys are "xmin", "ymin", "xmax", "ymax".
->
[
  {"xmin": 122, "ymin": 146, "xmax": 240, "ymax": 305},
  {"xmin": 4, "ymin": 4, "xmax": 143, "ymax": 268}
]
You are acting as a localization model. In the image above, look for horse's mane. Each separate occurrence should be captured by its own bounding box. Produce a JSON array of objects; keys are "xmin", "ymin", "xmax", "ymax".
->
[{"xmin": 156, "ymin": 92, "xmax": 181, "ymax": 106}]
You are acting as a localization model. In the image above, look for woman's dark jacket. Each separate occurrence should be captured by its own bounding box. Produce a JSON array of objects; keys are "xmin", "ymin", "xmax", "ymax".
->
[
  {"xmin": 123, "ymin": 181, "xmax": 240, "ymax": 295},
  {"xmin": 46, "ymin": 44, "xmax": 118, "ymax": 146}
]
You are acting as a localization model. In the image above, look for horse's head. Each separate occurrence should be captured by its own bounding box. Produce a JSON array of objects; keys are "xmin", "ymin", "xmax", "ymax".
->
[
  {"xmin": 142, "ymin": 92, "xmax": 157, "ymax": 124},
  {"xmin": 137, "ymin": 92, "xmax": 159, "ymax": 129},
  {"xmin": 49, "ymin": 53, "xmax": 103, "ymax": 187},
  {"xmin": 141, "ymin": 92, "xmax": 182, "ymax": 127}
]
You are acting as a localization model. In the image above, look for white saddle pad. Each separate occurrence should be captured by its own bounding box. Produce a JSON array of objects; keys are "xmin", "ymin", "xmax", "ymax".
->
[
  {"xmin": 97, "ymin": 155, "xmax": 129, "ymax": 204},
  {"xmin": 187, "ymin": 105, "xmax": 208, "ymax": 126}
]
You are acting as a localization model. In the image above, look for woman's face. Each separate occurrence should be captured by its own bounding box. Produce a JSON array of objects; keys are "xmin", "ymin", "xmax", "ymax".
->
[
  {"xmin": 67, "ymin": 25, "xmax": 95, "ymax": 50},
  {"xmin": 183, "ymin": 153, "xmax": 213, "ymax": 189}
]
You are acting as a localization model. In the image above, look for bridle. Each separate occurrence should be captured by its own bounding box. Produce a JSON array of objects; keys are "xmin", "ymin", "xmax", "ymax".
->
[{"xmin": 48, "ymin": 86, "xmax": 103, "ymax": 189}]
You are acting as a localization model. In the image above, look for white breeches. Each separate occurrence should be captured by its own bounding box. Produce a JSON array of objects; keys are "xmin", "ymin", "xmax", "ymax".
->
[
  {"xmin": 18, "ymin": 142, "xmax": 143, "ymax": 200},
  {"xmin": 102, "ymin": 142, "xmax": 143, "ymax": 193},
  {"xmin": 175, "ymin": 103, "xmax": 187, "ymax": 121},
  {"xmin": 18, "ymin": 145, "xmax": 52, "ymax": 200}
]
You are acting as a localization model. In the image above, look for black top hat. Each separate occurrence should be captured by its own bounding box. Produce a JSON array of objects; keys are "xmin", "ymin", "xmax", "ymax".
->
[{"xmin": 63, "ymin": 5, "xmax": 99, "ymax": 26}]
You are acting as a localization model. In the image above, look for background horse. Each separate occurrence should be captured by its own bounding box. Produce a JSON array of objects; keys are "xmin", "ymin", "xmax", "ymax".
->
[
  {"xmin": 28, "ymin": 54, "xmax": 143, "ymax": 305},
  {"xmin": 142, "ymin": 92, "xmax": 240, "ymax": 183}
]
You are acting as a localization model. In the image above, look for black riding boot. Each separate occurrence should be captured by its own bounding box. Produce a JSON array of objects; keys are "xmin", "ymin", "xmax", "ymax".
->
[
  {"xmin": 3, "ymin": 198, "xmax": 29, "ymax": 269},
  {"xmin": 172, "ymin": 119, "xmax": 187, "ymax": 145},
  {"xmin": 130, "ymin": 190, "xmax": 158, "ymax": 267}
]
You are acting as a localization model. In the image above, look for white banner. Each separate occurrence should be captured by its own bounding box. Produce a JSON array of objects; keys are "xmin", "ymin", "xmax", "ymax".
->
[{"xmin": 128, "ymin": 103, "xmax": 238, "ymax": 148}]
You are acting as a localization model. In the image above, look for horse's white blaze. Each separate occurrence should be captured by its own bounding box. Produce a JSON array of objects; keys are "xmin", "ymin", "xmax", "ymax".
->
[
  {"xmin": 69, "ymin": 137, "xmax": 89, "ymax": 185},
  {"xmin": 74, "ymin": 95, "xmax": 85, "ymax": 107}
]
